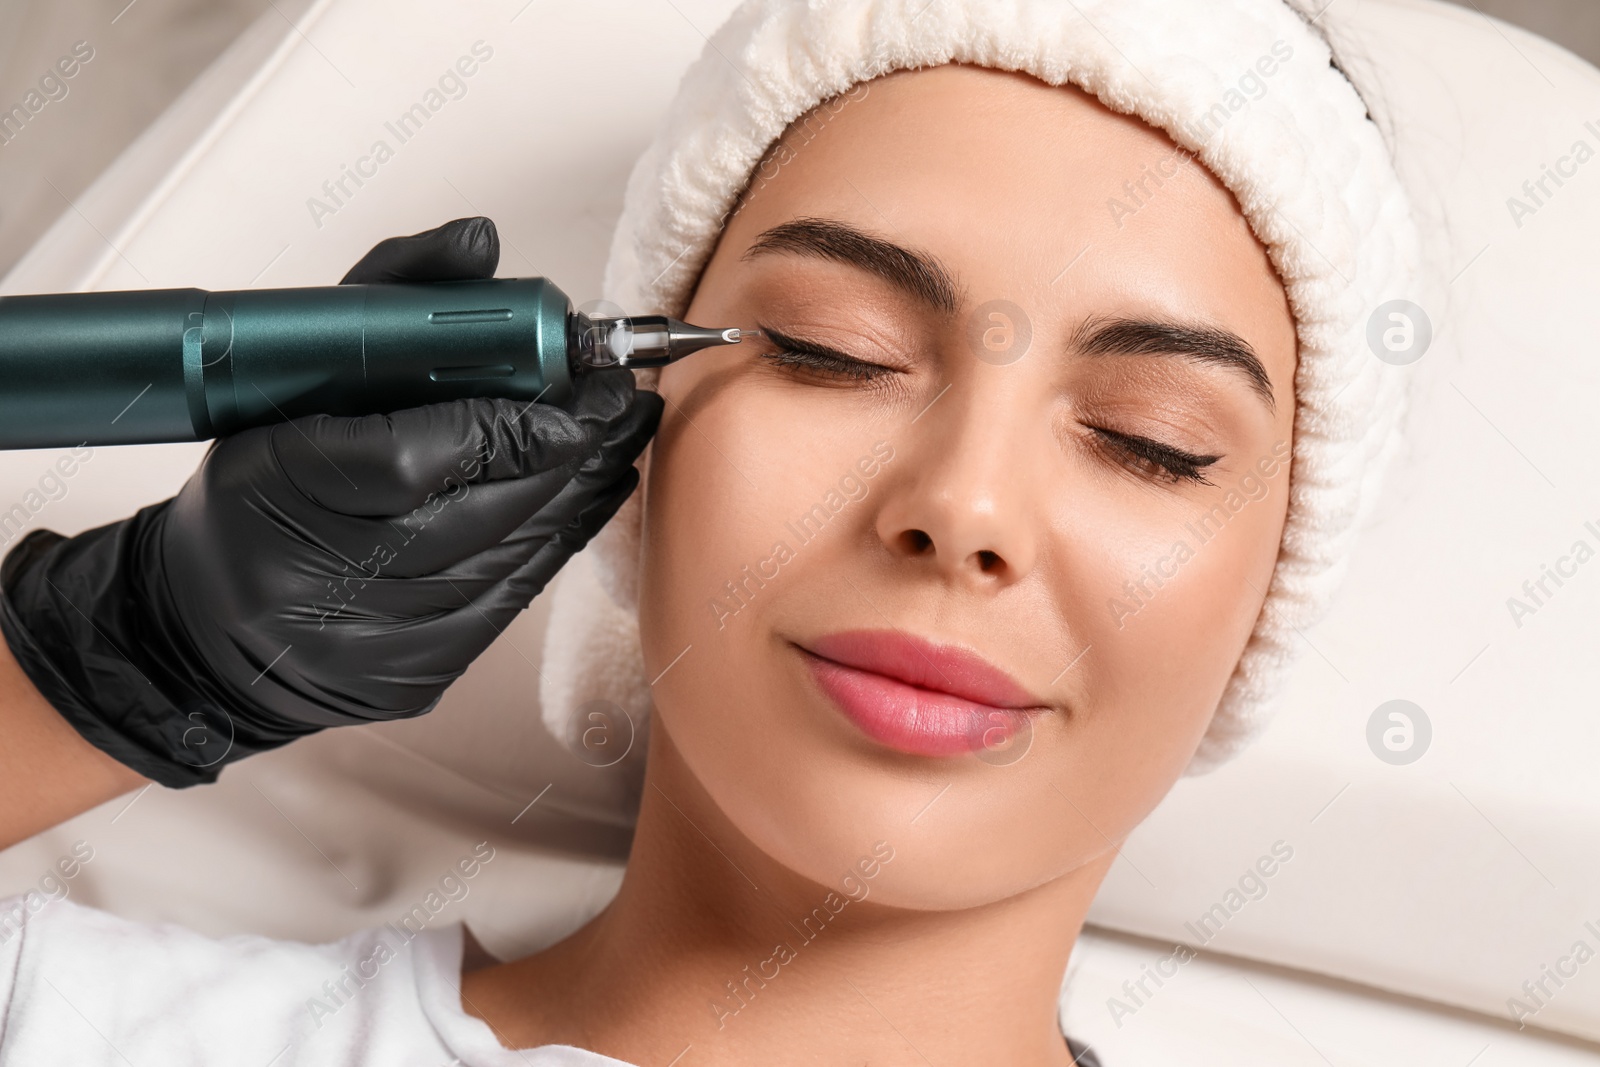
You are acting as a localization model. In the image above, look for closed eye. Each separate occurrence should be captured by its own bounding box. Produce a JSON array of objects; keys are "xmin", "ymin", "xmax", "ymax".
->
[
  {"xmin": 1087, "ymin": 425, "xmax": 1221, "ymax": 486},
  {"xmin": 753, "ymin": 326, "xmax": 896, "ymax": 383}
]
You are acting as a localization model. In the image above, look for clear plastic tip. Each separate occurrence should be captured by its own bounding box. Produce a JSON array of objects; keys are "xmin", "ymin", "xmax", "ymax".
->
[{"xmin": 571, "ymin": 312, "xmax": 747, "ymax": 369}]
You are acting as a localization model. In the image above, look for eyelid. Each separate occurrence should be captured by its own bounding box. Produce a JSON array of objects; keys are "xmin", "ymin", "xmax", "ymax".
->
[
  {"xmin": 754, "ymin": 326, "xmax": 901, "ymax": 378},
  {"xmin": 1087, "ymin": 425, "xmax": 1221, "ymax": 486},
  {"xmin": 757, "ymin": 326, "xmax": 875, "ymax": 361}
]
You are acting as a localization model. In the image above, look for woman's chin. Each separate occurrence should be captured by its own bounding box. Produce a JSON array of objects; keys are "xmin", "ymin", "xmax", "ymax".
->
[{"xmin": 655, "ymin": 691, "xmax": 1108, "ymax": 914}]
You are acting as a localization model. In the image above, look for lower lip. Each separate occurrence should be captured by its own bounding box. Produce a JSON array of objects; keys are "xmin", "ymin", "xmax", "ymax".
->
[{"xmin": 800, "ymin": 649, "xmax": 1039, "ymax": 758}]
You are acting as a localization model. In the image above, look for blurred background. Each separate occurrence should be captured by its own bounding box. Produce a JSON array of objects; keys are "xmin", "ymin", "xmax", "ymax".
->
[{"xmin": 0, "ymin": 0, "xmax": 1596, "ymax": 280}]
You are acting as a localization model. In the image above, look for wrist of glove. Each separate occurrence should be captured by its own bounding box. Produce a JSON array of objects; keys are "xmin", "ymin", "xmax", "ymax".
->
[
  {"xmin": 0, "ymin": 509, "xmax": 286, "ymax": 787},
  {"xmin": 0, "ymin": 217, "xmax": 661, "ymax": 788}
]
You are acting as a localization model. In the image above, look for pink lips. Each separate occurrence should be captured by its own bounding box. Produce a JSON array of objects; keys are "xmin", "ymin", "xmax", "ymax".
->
[{"xmin": 799, "ymin": 629, "xmax": 1048, "ymax": 758}]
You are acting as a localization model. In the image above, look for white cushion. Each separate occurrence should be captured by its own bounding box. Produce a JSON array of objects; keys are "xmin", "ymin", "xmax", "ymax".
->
[
  {"xmin": 1061, "ymin": 927, "xmax": 1599, "ymax": 1064},
  {"xmin": 1, "ymin": 0, "xmax": 1596, "ymax": 1048}
]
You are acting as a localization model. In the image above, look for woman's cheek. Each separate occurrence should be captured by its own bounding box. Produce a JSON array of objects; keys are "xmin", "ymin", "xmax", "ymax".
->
[
  {"xmin": 637, "ymin": 404, "xmax": 750, "ymax": 673},
  {"xmin": 638, "ymin": 379, "xmax": 857, "ymax": 670},
  {"xmin": 1071, "ymin": 488, "xmax": 1282, "ymax": 762}
]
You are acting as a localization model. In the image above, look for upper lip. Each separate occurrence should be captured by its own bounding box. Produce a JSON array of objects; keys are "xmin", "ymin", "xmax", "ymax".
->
[{"xmin": 800, "ymin": 629, "xmax": 1049, "ymax": 710}]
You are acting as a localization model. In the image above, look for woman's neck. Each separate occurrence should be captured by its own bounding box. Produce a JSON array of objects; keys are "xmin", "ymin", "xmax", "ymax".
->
[{"xmin": 461, "ymin": 728, "xmax": 1111, "ymax": 1066}]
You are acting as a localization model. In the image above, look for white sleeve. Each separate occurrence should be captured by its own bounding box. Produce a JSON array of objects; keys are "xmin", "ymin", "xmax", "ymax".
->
[
  {"xmin": 0, "ymin": 892, "xmax": 40, "ymax": 1023},
  {"xmin": 0, "ymin": 893, "xmax": 461, "ymax": 1067}
]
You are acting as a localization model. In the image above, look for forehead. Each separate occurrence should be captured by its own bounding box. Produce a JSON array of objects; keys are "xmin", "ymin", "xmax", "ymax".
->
[{"xmin": 713, "ymin": 63, "xmax": 1296, "ymax": 389}]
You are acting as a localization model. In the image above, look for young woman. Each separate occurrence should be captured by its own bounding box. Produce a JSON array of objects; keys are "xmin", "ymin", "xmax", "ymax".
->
[
  {"xmin": 456, "ymin": 58, "xmax": 1301, "ymax": 1064},
  {"xmin": 0, "ymin": 1, "xmax": 1416, "ymax": 1064}
]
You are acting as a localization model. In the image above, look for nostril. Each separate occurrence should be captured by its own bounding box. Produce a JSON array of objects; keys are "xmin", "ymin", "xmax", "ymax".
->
[
  {"xmin": 900, "ymin": 529, "xmax": 933, "ymax": 554},
  {"xmin": 977, "ymin": 549, "xmax": 1002, "ymax": 573}
]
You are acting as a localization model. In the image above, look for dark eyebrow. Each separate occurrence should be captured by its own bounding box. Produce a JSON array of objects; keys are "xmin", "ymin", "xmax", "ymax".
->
[
  {"xmin": 741, "ymin": 216, "xmax": 963, "ymax": 314},
  {"xmin": 1071, "ymin": 316, "xmax": 1278, "ymax": 415}
]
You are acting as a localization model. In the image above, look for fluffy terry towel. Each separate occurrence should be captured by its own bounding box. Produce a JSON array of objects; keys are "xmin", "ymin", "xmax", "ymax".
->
[{"xmin": 540, "ymin": 0, "xmax": 1420, "ymax": 778}]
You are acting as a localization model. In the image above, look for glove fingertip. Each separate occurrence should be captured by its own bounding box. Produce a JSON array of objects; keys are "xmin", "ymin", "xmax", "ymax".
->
[
  {"xmin": 461, "ymin": 216, "xmax": 501, "ymax": 277},
  {"xmin": 337, "ymin": 216, "xmax": 501, "ymax": 285}
]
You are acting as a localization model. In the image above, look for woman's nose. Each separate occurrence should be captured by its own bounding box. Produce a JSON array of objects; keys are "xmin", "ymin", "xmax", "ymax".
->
[{"xmin": 872, "ymin": 384, "xmax": 1041, "ymax": 588}]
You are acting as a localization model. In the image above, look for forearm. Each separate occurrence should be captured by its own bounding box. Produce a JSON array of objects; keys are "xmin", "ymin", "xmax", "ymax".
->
[{"xmin": 0, "ymin": 628, "xmax": 147, "ymax": 852}]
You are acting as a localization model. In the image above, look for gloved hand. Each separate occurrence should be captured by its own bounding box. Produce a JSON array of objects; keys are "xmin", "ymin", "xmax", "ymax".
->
[{"xmin": 0, "ymin": 217, "xmax": 661, "ymax": 788}]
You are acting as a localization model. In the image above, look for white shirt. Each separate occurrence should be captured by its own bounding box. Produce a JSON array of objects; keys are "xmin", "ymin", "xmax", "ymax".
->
[{"xmin": 0, "ymin": 893, "xmax": 632, "ymax": 1066}]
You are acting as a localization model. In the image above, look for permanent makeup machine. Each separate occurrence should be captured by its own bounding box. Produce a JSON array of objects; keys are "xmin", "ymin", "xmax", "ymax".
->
[{"xmin": 0, "ymin": 277, "xmax": 743, "ymax": 449}]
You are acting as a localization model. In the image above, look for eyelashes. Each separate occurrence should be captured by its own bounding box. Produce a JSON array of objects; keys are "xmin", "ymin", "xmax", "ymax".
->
[
  {"xmin": 1085, "ymin": 426, "xmax": 1221, "ymax": 486},
  {"xmin": 752, "ymin": 324, "xmax": 1222, "ymax": 487},
  {"xmin": 754, "ymin": 326, "xmax": 894, "ymax": 383}
]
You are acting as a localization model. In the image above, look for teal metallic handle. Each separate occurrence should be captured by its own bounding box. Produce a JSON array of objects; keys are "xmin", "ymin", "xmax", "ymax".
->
[{"xmin": 0, "ymin": 276, "xmax": 574, "ymax": 450}]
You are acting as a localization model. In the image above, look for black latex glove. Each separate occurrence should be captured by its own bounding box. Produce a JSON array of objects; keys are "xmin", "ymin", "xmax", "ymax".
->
[{"xmin": 0, "ymin": 217, "xmax": 662, "ymax": 788}]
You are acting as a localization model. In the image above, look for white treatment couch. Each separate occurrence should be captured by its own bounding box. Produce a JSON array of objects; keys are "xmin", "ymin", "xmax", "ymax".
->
[{"xmin": 0, "ymin": 1, "xmax": 1596, "ymax": 1063}]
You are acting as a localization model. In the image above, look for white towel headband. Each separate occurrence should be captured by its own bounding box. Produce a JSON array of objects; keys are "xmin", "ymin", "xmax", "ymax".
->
[{"xmin": 540, "ymin": 0, "xmax": 1419, "ymax": 779}]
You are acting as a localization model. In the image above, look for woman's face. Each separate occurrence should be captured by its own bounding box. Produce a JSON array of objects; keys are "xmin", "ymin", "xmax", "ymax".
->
[{"xmin": 637, "ymin": 64, "xmax": 1297, "ymax": 909}]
